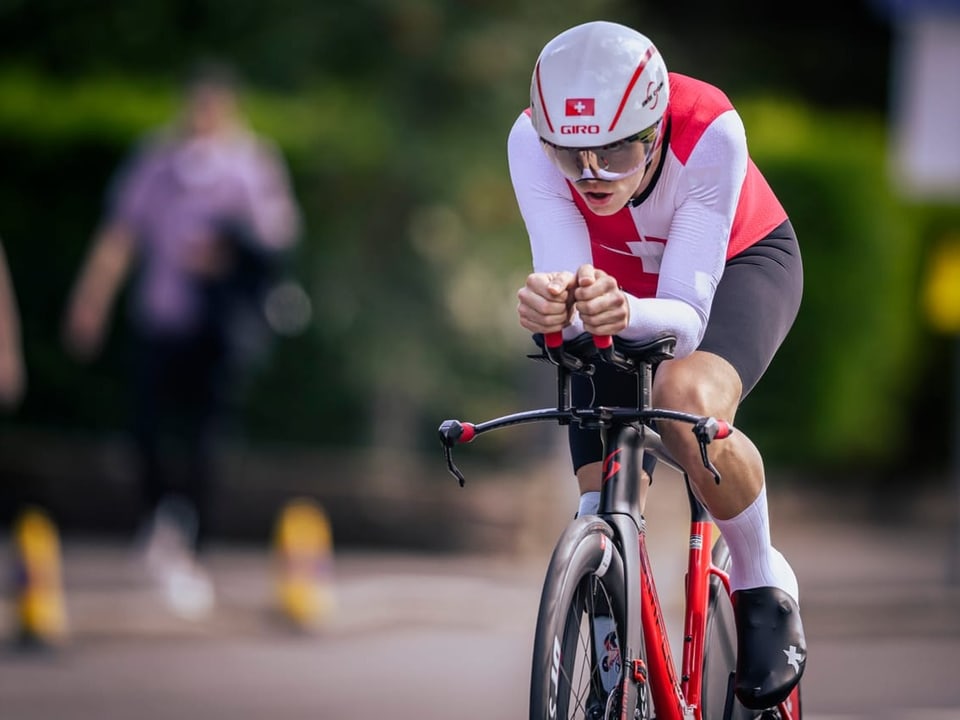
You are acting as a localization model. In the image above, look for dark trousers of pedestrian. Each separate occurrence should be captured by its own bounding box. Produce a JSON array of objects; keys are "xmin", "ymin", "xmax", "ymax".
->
[{"xmin": 131, "ymin": 326, "xmax": 230, "ymax": 552}]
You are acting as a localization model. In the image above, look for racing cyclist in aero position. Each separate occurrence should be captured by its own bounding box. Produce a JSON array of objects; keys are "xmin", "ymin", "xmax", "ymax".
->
[{"xmin": 508, "ymin": 21, "xmax": 806, "ymax": 711}]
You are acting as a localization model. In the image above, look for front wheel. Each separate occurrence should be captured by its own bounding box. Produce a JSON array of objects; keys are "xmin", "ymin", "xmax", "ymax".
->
[
  {"xmin": 529, "ymin": 517, "xmax": 643, "ymax": 720},
  {"xmin": 702, "ymin": 539, "xmax": 802, "ymax": 720}
]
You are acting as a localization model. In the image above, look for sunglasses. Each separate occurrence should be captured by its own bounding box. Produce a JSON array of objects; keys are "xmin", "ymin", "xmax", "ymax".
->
[{"xmin": 541, "ymin": 121, "xmax": 661, "ymax": 182}]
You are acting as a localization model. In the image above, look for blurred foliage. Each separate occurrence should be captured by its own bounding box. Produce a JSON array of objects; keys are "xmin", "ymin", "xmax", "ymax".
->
[
  {"xmin": 0, "ymin": 0, "xmax": 955, "ymax": 486},
  {"xmin": 736, "ymin": 100, "xmax": 935, "ymax": 470}
]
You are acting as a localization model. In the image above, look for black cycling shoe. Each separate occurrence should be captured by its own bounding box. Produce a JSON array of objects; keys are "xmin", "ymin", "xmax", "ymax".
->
[{"xmin": 732, "ymin": 587, "xmax": 806, "ymax": 710}]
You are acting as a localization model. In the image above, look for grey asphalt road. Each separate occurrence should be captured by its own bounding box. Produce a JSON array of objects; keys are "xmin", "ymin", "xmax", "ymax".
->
[{"xmin": 1, "ymin": 476, "xmax": 959, "ymax": 720}]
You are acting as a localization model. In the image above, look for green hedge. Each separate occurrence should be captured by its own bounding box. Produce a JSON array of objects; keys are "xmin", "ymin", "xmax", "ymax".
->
[{"xmin": 737, "ymin": 99, "xmax": 949, "ymax": 471}]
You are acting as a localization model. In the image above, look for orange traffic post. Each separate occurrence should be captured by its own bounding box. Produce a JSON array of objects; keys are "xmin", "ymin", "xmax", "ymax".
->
[
  {"xmin": 12, "ymin": 506, "xmax": 69, "ymax": 647},
  {"xmin": 273, "ymin": 497, "xmax": 335, "ymax": 631}
]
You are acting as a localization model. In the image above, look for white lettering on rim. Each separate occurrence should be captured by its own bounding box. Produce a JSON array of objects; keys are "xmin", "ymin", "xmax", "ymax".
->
[
  {"xmin": 548, "ymin": 635, "xmax": 562, "ymax": 718},
  {"xmin": 594, "ymin": 535, "xmax": 613, "ymax": 577}
]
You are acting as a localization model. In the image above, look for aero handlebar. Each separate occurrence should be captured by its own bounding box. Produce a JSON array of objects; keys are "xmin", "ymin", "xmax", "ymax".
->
[{"xmin": 438, "ymin": 332, "xmax": 733, "ymax": 486}]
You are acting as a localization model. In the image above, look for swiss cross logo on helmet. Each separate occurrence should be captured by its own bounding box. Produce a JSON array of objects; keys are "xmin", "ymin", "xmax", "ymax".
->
[{"xmin": 565, "ymin": 98, "xmax": 595, "ymax": 116}]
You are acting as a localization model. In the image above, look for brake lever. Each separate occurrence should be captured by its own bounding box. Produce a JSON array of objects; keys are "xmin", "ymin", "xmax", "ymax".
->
[
  {"xmin": 692, "ymin": 418, "xmax": 728, "ymax": 485},
  {"xmin": 438, "ymin": 419, "xmax": 473, "ymax": 487},
  {"xmin": 698, "ymin": 442, "xmax": 722, "ymax": 485},
  {"xmin": 442, "ymin": 445, "xmax": 466, "ymax": 487}
]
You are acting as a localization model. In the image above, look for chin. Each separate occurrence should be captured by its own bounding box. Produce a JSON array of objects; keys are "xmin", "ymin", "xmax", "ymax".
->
[{"xmin": 596, "ymin": 203, "xmax": 627, "ymax": 216}]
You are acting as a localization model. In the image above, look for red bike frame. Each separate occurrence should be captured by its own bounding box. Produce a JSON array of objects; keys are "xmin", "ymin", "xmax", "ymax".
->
[{"xmin": 636, "ymin": 513, "xmax": 800, "ymax": 720}]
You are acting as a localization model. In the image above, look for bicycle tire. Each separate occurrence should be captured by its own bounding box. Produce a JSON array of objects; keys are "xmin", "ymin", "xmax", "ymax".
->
[
  {"xmin": 529, "ymin": 516, "xmax": 640, "ymax": 720},
  {"xmin": 702, "ymin": 538, "xmax": 803, "ymax": 720}
]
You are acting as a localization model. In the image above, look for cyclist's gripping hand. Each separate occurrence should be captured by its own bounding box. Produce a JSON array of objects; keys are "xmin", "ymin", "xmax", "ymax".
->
[
  {"xmin": 517, "ymin": 271, "xmax": 576, "ymax": 334},
  {"xmin": 574, "ymin": 264, "xmax": 630, "ymax": 336}
]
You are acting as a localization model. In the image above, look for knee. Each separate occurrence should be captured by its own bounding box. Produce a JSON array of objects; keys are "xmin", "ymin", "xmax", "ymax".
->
[
  {"xmin": 652, "ymin": 353, "xmax": 741, "ymax": 418},
  {"xmin": 652, "ymin": 364, "xmax": 710, "ymax": 414}
]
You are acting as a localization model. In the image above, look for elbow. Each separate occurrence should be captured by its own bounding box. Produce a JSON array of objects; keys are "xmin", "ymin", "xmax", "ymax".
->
[
  {"xmin": 673, "ymin": 324, "xmax": 704, "ymax": 359},
  {"xmin": 667, "ymin": 303, "xmax": 707, "ymax": 359}
]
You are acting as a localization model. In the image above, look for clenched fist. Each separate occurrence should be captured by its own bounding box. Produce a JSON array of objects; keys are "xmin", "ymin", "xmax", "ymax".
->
[
  {"xmin": 517, "ymin": 271, "xmax": 576, "ymax": 334},
  {"xmin": 574, "ymin": 265, "xmax": 629, "ymax": 336}
]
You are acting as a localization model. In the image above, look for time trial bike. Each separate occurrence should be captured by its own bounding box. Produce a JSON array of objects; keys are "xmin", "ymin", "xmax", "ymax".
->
[{"xmin": 438, "ymin": 332, "xmax": 801, "ymax": 720}]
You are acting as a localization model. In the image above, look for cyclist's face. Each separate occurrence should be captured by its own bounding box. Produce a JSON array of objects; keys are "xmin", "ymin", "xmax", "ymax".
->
[{"xmin": 543, "ymin": 121, "xmax": 661, "ymax": 216}]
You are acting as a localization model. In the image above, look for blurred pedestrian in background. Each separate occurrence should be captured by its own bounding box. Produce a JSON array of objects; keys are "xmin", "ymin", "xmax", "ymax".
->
[
  {"xmin": 0, "ymin": 237, "xmax": 68, "ymax": 647},
  {"xmin": 0, "ymin": 239, "xmax": 25, "ymax": 412},
  {"xmin": 0, "ymin": 235, "xmax": 27, "ymax": 529},
  {"xmin": 62, "ymin": 61, "xmax": 302, "ymax": 618}
]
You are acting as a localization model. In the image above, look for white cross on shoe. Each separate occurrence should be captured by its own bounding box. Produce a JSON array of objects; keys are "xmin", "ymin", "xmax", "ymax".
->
[{"xmin": 783, "ymin": 644, "xmax": 803, "ymax": 673}]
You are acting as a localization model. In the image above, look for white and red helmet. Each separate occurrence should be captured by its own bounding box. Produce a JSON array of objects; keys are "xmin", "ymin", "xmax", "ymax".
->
[{"xmin": 530, "ymin": 21, "xmax": 669, "ymax": 148}]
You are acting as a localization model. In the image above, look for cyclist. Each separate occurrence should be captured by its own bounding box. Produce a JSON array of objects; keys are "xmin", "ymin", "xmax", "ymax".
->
[{"xmin": 509, "ymin": 21, "xmax": 805, "ymax": 710}]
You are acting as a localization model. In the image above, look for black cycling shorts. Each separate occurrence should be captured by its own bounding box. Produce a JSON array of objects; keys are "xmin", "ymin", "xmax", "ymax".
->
[{"xmin": 568, "ymin": 219, "xmax": 802, "ymax": 474}]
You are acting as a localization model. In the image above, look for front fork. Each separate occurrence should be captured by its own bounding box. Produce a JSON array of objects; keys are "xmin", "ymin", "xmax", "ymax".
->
[{"xmin": 599, "ymin": 424, "xmax": 656, "ymax": 718}]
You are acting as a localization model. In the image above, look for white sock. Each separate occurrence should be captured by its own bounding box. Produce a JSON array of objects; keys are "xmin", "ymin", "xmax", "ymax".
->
[
  {"xmin": 712, "ymin": 484, "xmax": 799, "ymax": 603},
  {"xmin": 577, "ymin": 491, "xmax": 601, "ymax": 518}
]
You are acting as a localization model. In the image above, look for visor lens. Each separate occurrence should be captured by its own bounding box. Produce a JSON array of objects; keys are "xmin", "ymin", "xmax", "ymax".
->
[{"xmin": 542, "ymin": 122, "xmax": 660, "ymax": 181}]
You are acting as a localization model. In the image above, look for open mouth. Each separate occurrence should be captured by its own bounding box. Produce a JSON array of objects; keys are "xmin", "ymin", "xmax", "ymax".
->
[
  {"xmin": 574, "ymin": 180, "xmax": 617, "ymax": 208},
  {"xmin": 575, "ymin": 180, "xmax": 613, "ymax": 200},
  {"xmin": 580, "ymin": 189, "xmax": 616, "ymax": 207}
]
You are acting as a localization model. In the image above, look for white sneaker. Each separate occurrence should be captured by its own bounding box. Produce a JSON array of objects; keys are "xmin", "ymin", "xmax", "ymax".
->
[
  {"xmin": 141, "ymin": 496, "xmax": 196, "ymax": 577},
  {"xmin": 140, "ymin": 497, "xmax": 215, "ymax": 620},
  {"xmin": 162, "ymin": 558, "xmax": 215, "ymax": 620}
]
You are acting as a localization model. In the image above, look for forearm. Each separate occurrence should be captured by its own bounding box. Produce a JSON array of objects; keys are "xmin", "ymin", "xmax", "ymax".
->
[
  {"xmin": 0, "ymin": 242, "xmax": 21, "ymax": 354},
  {"xmin": 71, "ymin": 224, "xmax": 134, "ymax": 314},
  {"xmin": 0, "ymin": 241, "xmax": 25, "ymax": 406}
]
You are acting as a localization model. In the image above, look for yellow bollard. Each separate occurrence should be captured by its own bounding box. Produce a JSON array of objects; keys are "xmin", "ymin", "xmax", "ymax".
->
[
  {"xmin": 273, "ymin": 497, "xmax": 335, "ymax": 631},
  {"xmin": 12, "ymin": 506, "xmax": 68, "ymax": 647}
]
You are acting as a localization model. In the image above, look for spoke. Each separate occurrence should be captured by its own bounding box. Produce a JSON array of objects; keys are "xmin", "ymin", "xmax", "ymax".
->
[
  {"xmin": 572, "ymin": 593, "xmax": 591, "ymax": 716},
  {"xmin": 558, "ymin": 585, "xmax": 592, "ymax": 719},
  {"xmin": 555, "ymin": 578, "xmax": 626, "ymax": 720}
]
